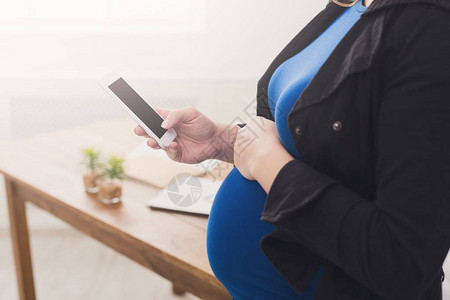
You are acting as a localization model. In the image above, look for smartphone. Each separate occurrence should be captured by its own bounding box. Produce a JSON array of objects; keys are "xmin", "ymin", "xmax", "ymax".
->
[{"xmin": 99, "ymin": 72, "xmax": 177, "ymax": 149}]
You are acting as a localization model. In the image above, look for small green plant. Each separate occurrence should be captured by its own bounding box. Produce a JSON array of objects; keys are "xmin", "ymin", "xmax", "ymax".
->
[
  {"xmin": 101, "ymin": 156, "xmax": 126, "ymax": 180},
  {"xmin": 81, "ymin": 147, "xmax": 101, "ymax": 172}
]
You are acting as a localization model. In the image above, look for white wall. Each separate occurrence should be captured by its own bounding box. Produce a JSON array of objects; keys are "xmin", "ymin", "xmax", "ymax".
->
[
  {"xmin": 0, "ymin": 0, "xmax": 328, "ymax": 138},
  {"xmin": 0, "ymin": 0, "xmax": 327, "ymax": 80}
]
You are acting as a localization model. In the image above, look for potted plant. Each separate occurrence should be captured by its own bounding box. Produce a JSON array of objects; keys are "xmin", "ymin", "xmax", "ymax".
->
[
  {"xmin": 81, "ymin": 147, "xmax": 102, "ymax": 194},
  {"xmin": 97, "ymin": 155, "xmax": 125, "ymax": 205}
]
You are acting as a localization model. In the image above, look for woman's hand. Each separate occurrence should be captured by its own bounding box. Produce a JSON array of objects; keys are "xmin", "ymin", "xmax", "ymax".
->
[
  {"xmin": 134, "ymin": 107, "xmax": 237, "ymax": 164},
  {"xmin": 234, "ymin": 117, "xmax": 294, "ymax": 192}
]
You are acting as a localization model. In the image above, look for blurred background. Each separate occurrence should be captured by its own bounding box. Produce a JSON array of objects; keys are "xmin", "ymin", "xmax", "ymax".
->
[
  {"xmin": 0, "ymin": 0, "xmax": 448, "ymax": 299},
  {"xmin": 0, "ymin": 0, "xmax": 330, "ymax": 139}
]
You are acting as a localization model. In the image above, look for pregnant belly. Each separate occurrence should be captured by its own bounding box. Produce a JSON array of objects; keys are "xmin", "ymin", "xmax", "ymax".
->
[{"xmin": 207, "ymin": 167, "xmax": 306, "ymax": 299}]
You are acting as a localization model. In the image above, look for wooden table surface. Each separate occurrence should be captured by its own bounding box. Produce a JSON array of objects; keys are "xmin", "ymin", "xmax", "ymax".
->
[{"xmin": 0, "ymin": 119, "xmax": 231, "ymax": 300}]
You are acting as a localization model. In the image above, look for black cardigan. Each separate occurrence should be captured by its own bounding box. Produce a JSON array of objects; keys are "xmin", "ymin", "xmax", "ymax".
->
[{"xmin": 256, "ymin": 0, "xmax": 450, "ymax": 299}]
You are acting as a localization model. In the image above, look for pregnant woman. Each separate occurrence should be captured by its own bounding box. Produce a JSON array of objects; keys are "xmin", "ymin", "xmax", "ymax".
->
[{"xmin": 135, "ymin": 0, "xmax": 450, "ymax": 298}]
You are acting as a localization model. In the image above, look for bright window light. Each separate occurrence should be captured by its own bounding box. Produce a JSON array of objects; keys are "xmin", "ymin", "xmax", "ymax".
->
[
  {"xmin": 111, "ymin": 0, "xmax": 192, "ymax": 21},
  {"xmin": 0, "ymin": 0, "xmax": 206, "ymax": 34},
  {"xmin": 32, "ymin": 0, "xmax": 108, "ymax": 19},
  {"xmin": 0, "ymin": 0, "xmax": 27, "ymax": 18}
]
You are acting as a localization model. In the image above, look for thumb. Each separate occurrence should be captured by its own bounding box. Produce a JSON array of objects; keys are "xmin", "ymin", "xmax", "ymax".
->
[{"xmin": 161, "ymin": 107, "xmax": 198, "ymax": 129}]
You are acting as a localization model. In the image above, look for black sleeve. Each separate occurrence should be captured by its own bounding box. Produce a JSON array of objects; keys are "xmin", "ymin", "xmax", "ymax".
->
[{"xmin": 260, "ymin": 6, "xmax": 450, "ymax": 299}]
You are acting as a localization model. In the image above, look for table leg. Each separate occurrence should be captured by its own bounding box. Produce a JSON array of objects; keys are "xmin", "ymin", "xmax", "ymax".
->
[{"xmin": 5, "ymin": 178, "xmax": 36, "ymax": 300}]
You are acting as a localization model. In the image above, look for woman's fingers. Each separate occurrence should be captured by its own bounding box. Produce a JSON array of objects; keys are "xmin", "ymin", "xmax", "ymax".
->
[
  {"xmin": 161, "ymin": 107, "xmax": 199, "ymax": 129},
  {"xmin": 136, "ymin": 106, "xmax": 198, "ymax": 132},
  {"xmin": 135, "ymin": 107, "xmax": 196, "ymax": 160},
  {"xmin": 155, "ymin": 107, "xmax": 170, "ymax": 119},
  {"xmin": 146, "ymin": 138, "xmax": 161, "ymax": 149},
  {"xmin": 134, "ymin": 106, "xmax": 170, "ymax": 136},
  {"xmin": 166, "ymin": 142, "xmax": 181, "ymax": 161},
  {"xmin": 135, "ymin": 126, "xmax": 161, "ymax": 149},
  {"xmin": 134, "ymin": 126, "xmax": 150, "ymax": 137},
  {"xmin": 168, "ymin": 142, "xmax": 178, "ymax": 151}
]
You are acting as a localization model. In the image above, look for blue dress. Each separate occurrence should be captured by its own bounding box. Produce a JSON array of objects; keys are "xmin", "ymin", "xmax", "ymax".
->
[{"xmin": 207, "ymin": 2, "xmax": 367, "ymax": 299}]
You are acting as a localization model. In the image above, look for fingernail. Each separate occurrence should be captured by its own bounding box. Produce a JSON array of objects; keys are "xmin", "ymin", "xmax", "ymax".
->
[{"xmin": 161, "ymin": 120, "xmax": 171, "ymax": 129}]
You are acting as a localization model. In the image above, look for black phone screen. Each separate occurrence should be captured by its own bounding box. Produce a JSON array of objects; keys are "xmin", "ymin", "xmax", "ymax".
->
[{"xmin": 108, "ymin": 78, "xmax": 167, "ymax": 138}]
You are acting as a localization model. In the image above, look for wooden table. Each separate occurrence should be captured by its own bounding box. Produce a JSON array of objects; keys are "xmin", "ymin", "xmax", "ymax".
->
[{"xmin": 0, "ymin": 119, "xmax": 231, "ymax": 300}]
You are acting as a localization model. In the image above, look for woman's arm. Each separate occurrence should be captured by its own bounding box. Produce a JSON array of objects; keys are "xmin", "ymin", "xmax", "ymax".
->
[
  {"xmin": 234, "ymin": 117, "xmax": 294, "ymax": 188},
  {"xmin": 237, "ymin": 7, "xmax": 450, "ymax": 299},
  {"xmin": 211, "ymin": 123, "xmax": 240, "ymax": 163},
  {"xmin": 251, "ymin": 150, "xmax": 293, "ymax": 194}
]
